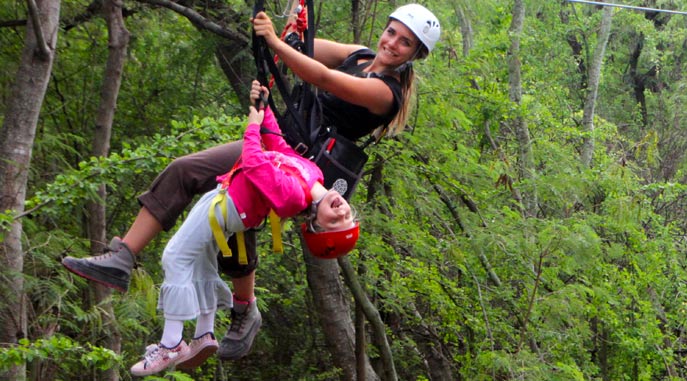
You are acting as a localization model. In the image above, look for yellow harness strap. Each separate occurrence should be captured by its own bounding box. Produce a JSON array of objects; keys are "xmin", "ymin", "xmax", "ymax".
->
[
  {"xmin": 269, "ymin": 209, "xmax": 283, "ymax": 254},
  {"xmin": 209, "ymin": 150, "xmax": 311, "ymax": 261},
  {"xmin": 208, "ymin": 189, "xmax": 248, "ymax": 265},
  {"xmin": 236, "ymin": 231, "xmax": 247, "ymax": 264}
]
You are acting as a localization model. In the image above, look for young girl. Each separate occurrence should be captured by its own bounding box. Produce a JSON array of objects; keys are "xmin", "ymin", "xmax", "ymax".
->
[{"xmin": 129, "ymin": 82, "xmax": 359, "ymax": 376}]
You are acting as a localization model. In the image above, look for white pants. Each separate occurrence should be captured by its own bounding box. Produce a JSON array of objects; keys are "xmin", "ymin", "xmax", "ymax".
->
[{"xmin": 157, "ymin": 187, "xmax": 244, "ymax": 320}]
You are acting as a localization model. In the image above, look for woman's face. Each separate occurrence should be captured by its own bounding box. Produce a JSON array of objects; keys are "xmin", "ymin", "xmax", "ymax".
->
[
  {"xmin": 315, "ymin": 190, "xmax": 355, "ymax": 232},
  {"xmin": 377, "ymin": 20, "xmax": 421, "ymax": 66}
]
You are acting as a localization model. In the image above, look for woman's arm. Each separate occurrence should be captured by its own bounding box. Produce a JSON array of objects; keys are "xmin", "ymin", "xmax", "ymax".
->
[
  {"xmin": 252, "ymin": 11, "xmax": 394, "ymax": 116},
  {"xmin": 313, "ymin": 38, "xmax": 366, "ymax": 68}
]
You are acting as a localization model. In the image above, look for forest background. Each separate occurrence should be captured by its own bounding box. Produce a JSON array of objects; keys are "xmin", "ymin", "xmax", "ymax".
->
[{"xmin": 2, "ymin": 0, "xmax": 687, "ymax": 380}]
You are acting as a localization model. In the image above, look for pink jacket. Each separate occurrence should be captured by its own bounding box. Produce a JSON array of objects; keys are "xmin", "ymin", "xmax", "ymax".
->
[{"xmin": 219, "ymin": 107, "xmax": 323, "ymax": 228}]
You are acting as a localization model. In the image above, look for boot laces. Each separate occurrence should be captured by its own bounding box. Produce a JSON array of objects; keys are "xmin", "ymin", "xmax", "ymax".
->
[
  {"xmin": 90, "ymin": 245, "xmax": 119, "ymax": 262},
  {"xmin": 139, "ymin": 344, "xmax": 163, "ymax": 366},
  {"xmin": 229, "ymin": 308, "xmax": 247, "ymax": 333}
]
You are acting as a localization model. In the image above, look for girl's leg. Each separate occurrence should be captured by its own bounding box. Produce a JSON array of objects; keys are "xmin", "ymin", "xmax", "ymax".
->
[
  {"xmin": 161, "ymin": 320, "xmax": 185, "ymax": 348},
  {"xmin": 130, "ymin": 317, "xmax": 191, "ymax": 377}
]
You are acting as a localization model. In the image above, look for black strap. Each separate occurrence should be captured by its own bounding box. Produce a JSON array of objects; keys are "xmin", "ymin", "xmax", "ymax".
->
[{"xmin": 251, "ymin": 0, "xmax": 317, "ymax": 151}]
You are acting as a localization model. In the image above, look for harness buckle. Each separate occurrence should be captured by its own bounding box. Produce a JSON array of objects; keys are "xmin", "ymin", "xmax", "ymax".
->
[{"xmin": 294, "ymin": 142, "xmax": 309, "ymax": 156}]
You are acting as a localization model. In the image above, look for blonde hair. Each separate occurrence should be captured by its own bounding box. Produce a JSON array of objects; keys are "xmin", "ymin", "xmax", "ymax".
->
[{"xmin": 384, "ymin": 64, "xmax": 417, "ymax": 137}]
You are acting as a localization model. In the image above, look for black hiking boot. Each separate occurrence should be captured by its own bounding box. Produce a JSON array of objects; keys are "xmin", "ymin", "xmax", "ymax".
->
[{"xmin": 217, "ymin": 298, "xmax": 262, "ymax": 360}]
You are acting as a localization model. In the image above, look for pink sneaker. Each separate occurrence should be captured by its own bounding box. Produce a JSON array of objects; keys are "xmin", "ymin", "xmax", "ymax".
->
[
  {"xmin": 130, "ymin": 341, "xmax": 191, "ymax": 376},
  {"xmin": 177, "ymin": 332, "xmax": 219, "ymax": 369}
]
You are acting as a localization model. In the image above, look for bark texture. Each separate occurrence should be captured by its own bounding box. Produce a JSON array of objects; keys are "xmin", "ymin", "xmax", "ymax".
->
[
  {"xmin": 581, "ymin": 6, "xmax": 613, "ymax": 167},
  {"xmin": 0, "ymin": 0, "xmax": 61, "ymax": 379},
  {"xmin": 303, "ymin": 250, "xmax": 379, "ymax": 380},
  {"xmin": 86, "ymin": 1, "xmax": 130, "ymax": 380}
]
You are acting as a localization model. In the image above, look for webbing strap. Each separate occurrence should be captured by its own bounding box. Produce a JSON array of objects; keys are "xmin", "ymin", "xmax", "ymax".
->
[
  {"xmin": 252, "ymin": 0, "xmax": 316, "ymax": 150},
  {"xmin": 269, "ymin": 210, "xmax": 283, "ymax": 254},
  {"xmin": 209, "ymin": 189, "xmax": 248, "ymax": 265},
  {"xmin": 265, "ymin": 162, "xmax": 313, "ymax": 255},
  {"xmin": 236, "ymin": 231, "xmax": 247, "ymax": 263}
]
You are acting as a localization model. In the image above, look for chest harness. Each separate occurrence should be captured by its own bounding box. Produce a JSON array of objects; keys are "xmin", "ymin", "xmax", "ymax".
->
[{"xmin": 208, "ymin": 154, "xmax": 313, "ymax": 264}]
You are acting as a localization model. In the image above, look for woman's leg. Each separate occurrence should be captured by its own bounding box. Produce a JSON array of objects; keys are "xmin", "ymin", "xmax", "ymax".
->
[
  {"xmin": 122, "ymin": 207, "xmax": 163, "ymax": 255},
  {"xmin": 231, "ymin": 270, "xmax": 256, "ymax": 302},
  {"xmin": 138, "ymin": 141, "xmax": 244, "ymax": 232},
  {"xmin": 62, "ymin": 141, "xmax": 245, "ymax": 291},
  {"xmin": 218, "ymin": 268, "xmax": 262, "ymax": 361}
]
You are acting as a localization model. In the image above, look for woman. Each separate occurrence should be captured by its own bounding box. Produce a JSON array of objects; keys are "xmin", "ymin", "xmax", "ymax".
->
[{"xmin": 62, "ymin": 3, "xmax": 440, "ymax": 362}]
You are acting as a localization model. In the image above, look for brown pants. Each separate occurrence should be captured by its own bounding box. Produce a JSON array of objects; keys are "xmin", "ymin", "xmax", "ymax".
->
[{"xmin": 138, "ymin": 141, "xmax": 258, "ymax": 278}]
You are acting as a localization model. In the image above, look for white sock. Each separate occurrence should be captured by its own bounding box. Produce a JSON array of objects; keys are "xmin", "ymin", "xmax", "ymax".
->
[
  {"xmin": 194, "ymin": 310, "xmax": 216, "ymax": 338},
  {"xmin": 160, "ymin": 319, "xmax": 184, "ymax": 348}
]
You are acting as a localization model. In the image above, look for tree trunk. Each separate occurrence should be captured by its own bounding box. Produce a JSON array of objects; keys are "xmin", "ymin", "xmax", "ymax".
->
[
  {"xmin": 86, "ymin": 1, "xmax": 130, "ymax": 380},
  {"xmin": 580, "ymin": 5, "xmax": 612, "ymax": 168},
  {"xmin": 0, "ymin": 0, "xmax": 61, "ymax": 379},
  {"xmin": 339, "ymin": 256, "xmax": 394, "ymax": 381},
  {"xmin": 351, "ymin": 0, "xmax": 361, "ymax": 44},
  {"xmin": 455, "ymin": 2, "xmax": 473, "ymax": 57},
  {"xmin": 303, "ymin": 250, "xmax": 379, "ymax": 380},
  {"xmin": 508, "ymin": 0, "xmax": 537, "ymax": 216},
  {"xmin": 215, "ymin": 41, "xmax": 253, "ymax": 109}
]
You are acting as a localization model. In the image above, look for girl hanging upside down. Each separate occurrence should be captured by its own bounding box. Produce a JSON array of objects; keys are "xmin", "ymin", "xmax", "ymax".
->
[{"xmin": 128, "ymin": 81, "xmax": 359, "ymax": 376}]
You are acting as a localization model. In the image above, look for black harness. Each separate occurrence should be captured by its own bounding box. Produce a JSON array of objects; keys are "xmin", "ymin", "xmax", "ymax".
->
[
  {"xmin": 251, "ymin": 0, "xmax": 371, "ymax": 200},
  {"xmin": 252, "ymin": 0, "xmax": 318, "ymax": 154}
]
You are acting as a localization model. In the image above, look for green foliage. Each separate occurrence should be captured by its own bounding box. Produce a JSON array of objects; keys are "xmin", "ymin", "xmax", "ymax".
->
[
  {"xmin": 0, "ymin": 210, "xmax": 12, "ymax": 242},
  {"xmin": 0, "ymin": 336, "xmax": 120, "ymax": 373},
  {"xmin": 9, "ymin": 0, "xmax": 687, "ymax": 380},
  {"xmin": 25, "ymin": 113, "xmax": 244, "ymax": 221}
]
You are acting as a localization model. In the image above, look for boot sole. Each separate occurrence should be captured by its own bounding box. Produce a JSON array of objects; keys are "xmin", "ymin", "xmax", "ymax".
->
[
  {"xmin": 62, "ymin": 257, "xmax": 129, "ymax": 292},
  {"xmin": 217, "ymin": 317, "xmax": 262, "ymax": 361}
]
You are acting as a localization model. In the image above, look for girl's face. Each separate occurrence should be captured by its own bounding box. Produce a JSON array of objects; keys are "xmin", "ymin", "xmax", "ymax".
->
[
  {"xmin": 377, "ymin": 20, "xmax": 421, "ymax": 66},
  {"xmin": 315, "ymin": 190, "xmax": 355, "ymax": 232}
]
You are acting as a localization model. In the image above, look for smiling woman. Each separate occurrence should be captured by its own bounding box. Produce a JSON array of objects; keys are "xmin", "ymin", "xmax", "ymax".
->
[
  {"xmin": 252, "ymin": 3, "xmax": 440, "ymax": 137},
  {"xmin": 61, "ymin": 3, "xmax": 440, "ymax": 369}
]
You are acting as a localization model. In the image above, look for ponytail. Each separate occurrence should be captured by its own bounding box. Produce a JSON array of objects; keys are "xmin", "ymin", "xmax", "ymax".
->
[{"xmin": 384, "ymin": 61, "xmax": 416, "ymax": 137}]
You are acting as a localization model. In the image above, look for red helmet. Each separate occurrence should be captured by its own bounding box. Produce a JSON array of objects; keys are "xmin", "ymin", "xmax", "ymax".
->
[{"xmin": 301, "ymin": 222, "xmax": 360, "ymax": 259}]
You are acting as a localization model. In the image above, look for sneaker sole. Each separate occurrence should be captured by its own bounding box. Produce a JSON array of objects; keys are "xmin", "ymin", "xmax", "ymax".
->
[
  {"xmin": 62, "ymin": 258, "xmax": 129, "ymax": 292},
  {"xmin": 130, "ymin": 345, "xmax": 192, "ymax": 376},
  {"xmin": 177, "ymin": 343, "xmax": 218, "ymax": 369}
]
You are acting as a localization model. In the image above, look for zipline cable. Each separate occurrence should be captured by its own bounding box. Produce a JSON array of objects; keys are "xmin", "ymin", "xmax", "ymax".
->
[{"xmin": 566, "ymin": 0, "xmax": 687, "ymax": 16}]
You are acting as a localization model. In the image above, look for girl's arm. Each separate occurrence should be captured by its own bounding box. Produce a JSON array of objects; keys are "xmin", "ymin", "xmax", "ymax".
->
[
  {"xmin": 252, "ymin": 11, "xmax": 395, "ymax": 116},
  {"xmin": 260, "ymin": 107, "xmax": 295, "ymax": 155},
  {"xmin": 247, "ymin": 80, "xmax": 295, "ymax": 154},
  {"xmin": 242, "ymin": 113, "xmax": 307, "ymax": 217}
]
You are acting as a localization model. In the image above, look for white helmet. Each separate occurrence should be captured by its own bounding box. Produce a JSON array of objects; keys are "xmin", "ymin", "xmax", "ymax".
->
[{"xmin": 389, "ymin": 4, "xmax": 441, "ymax": 53}]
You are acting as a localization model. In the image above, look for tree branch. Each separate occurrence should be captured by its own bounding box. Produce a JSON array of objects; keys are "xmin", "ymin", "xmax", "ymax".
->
[
  {"xmin": 135, "ymin": 0, "xmax": 249, "ymax": 43},
  {"xmin": 338, "ymin": 256, "xmax": 398, "ymax": 381},
  {"xmin": 26, "ymin": 0, "xmax": 50, "ymax": 59},
  {"xmin": 0, "ymin": 20, "xmax": 27, "ymax": 28}
]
